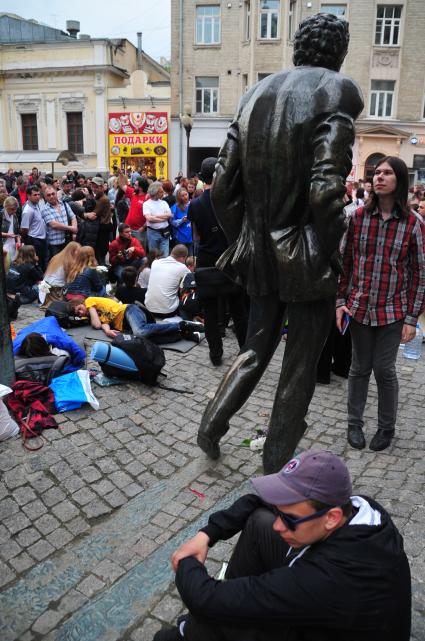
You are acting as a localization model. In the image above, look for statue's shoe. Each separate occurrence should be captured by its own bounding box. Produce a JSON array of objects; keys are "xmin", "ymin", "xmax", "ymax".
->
[{"xmin": 197, "ymin": 432, "xmax": 221, "ymax": 460}]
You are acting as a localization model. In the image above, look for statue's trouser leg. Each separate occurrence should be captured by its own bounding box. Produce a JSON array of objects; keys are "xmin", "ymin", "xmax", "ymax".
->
[
  {"xmin": 198, "ymin": 295, "xmax": 286, "ymax": 444},
  {"xmin": 262, "ymin": 296, "xmax": 335, "ymax": 473}
]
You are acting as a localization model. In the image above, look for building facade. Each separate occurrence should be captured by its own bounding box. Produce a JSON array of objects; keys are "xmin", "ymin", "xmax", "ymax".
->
[
  {"xmin": 0, "ymin": 13, "xmax": 170, "ymax": 176},
  {"xmin": 171, "ymin": 0, "xmax": 425, "ymax": 183}
]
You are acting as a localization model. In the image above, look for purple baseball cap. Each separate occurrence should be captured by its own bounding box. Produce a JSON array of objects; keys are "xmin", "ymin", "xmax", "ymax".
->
[{"xmin": 251, "ymin": 450, "xmax": 352, "ymax": 506}]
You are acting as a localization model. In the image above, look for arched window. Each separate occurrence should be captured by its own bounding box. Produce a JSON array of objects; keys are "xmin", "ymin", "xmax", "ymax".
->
[{"xmin": 364, "ymin": 153, "xmax": 385, "ymax": 181}]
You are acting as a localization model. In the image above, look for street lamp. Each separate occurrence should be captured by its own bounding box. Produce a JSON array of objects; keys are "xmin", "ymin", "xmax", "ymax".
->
[{"xmin": 180, "ymin": 103, "xmax": 193, "ymax": 175}]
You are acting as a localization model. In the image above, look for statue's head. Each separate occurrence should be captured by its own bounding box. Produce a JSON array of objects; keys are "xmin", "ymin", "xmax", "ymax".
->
[{"xmin": 293, "ymin": 13, "xmax": 349, "ymax": 72}]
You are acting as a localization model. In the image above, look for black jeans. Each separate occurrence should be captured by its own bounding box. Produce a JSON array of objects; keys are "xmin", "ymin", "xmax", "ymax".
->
[
  {"xmin": 48, "ymin": 243, "xmax": 66, "ymax": 261},
  {"xmin": 348, "ymin": 319, "xmax": 403, "ymax": 432},
  {"xmin": 183, "ymin": 508, "xmax": 292, "ymax": 641},
  {"xmin": 202, "ymin": 293, "xmax": 248, "ymax": 359}
]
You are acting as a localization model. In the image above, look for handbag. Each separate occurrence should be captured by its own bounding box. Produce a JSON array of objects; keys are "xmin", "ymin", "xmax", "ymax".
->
[{"xmin": 63, "ymin": 200, "xmax": 74, "ymax": 245}]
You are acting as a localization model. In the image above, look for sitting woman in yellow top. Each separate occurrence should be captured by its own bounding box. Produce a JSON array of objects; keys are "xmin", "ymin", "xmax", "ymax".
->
[{"xmin": 71, "ymin": 296, "xmax": 204, "ymax": 344}]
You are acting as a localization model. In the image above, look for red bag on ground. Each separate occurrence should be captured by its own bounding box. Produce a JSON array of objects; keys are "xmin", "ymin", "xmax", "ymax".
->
[{"xmin": 5, "ymin": 381, "xmax": 58, "ymax": 450}]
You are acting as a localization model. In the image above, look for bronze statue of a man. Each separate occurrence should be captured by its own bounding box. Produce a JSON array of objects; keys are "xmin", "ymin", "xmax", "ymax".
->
[{"xmin": 197, "ymin": 13, "xmax": 364, "ymax": 473}]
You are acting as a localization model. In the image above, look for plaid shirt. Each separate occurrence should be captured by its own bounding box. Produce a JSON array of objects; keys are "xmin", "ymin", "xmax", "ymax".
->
[
  {"xmin": 337, "ymin": 206, "xmax": 425, "ymax": 326},
  {"xmin": 41, "ymin": 200, "xmax": 74, "ymax": 246}
]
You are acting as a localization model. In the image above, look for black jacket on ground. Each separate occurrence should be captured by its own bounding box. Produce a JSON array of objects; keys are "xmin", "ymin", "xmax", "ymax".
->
[{"xmin": 175, "ymin": 494, "xmax": 411, "ymax": 641}]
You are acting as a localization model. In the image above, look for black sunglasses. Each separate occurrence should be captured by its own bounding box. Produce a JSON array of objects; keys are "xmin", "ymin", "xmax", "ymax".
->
[{"xmin": 270, "ymin": 505, "xmax": 333, "ymax": 531}]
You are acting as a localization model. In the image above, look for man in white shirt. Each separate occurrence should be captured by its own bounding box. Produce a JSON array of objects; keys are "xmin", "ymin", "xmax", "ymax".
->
[
  {"xmin": 20, "ymin": 185, "xmax": 47, "ymax": 270},
  {"xmin": 145, "ymin": 244, "xmax": 190, "ymax": 317},
  {"xmin": 143, "ymin": 181, "xmax": 172, "ymax": 257}
]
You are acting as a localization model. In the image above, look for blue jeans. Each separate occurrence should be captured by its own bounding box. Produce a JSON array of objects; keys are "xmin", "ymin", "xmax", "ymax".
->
[
  {"xmin": 113, "ymin": 259, "xmax": 144, "ymax": 283},
  {"xmin": 147, "ymin": 228, "xmax": 169, "ymax": 257},
  {"xmin": 124, "ymin": 305, "xmax": 180, "ymax": 342}
]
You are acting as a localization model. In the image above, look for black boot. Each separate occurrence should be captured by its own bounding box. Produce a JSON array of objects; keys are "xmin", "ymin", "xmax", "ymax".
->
[
  {"xmin": 347, "ymin": 425, "xmax": 366, "ymax": 449},
  {"xmin": 369, "ymin": 429, "xmax": 394, "ymax": 451}
]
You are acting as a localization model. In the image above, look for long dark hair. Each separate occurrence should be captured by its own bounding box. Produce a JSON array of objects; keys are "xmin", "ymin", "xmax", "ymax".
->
[
  {"xmin": 17, "ymin": 333, "xmax": 52, "ymax": 358},
  {"xmin": 365, "ymin": 156, "xmax": 410, "ymax": 216}
]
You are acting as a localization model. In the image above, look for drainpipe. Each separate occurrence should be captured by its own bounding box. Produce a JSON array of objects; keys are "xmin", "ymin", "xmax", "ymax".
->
[
  {"xmin": 179, "ymin": 0, "xmax": 184, "ymax": 172},
  {"xmin": 137, "ymin": 32, "xmax": 143, "ymax": 70}
]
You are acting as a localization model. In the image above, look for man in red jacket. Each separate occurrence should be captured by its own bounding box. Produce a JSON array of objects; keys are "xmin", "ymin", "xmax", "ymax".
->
[{"xmin": 108, "ymin": 223, "xmax": 145, "ymax": 282}]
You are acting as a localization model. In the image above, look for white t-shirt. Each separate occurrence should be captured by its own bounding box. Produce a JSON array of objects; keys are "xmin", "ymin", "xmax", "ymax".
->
[
  {"xmin": 145, "ymin": 256, "xmax": 190, "ymax": 314},
  {"xmin": 143, "ymin": 199, "xmax": 170, "ymax": 230},
  {"xmin": 137, "ymin": 267, "xmax": 151, "ymax": 289}
]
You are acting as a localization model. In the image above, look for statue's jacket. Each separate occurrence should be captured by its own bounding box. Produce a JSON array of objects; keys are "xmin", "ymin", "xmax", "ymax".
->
[{"xmin": 212, "ymin": 66, "xmax": 364, "ymax": 302}]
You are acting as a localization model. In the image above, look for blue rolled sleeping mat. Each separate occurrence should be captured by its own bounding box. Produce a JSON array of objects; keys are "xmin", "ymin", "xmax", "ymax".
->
[{"xmin": 90, "ymin": 342, "xmax": 139, "ymax": 372}]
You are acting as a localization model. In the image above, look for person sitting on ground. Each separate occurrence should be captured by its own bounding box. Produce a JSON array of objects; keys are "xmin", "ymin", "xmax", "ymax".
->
[
  {"xmin": 6, "ymin": 245, "xmax": 43, "ymax": 304},
  {"xmin": 144, "ymin": 244, "xmax": 191, "ymax": 319},
  {"xmin": 115, "ymin": 266, "xmax": 147, "ymax": 305},
  {"xmin": 154, "ymin": 449, "xmax": 411, "ymax": 641},
  {"xmin": 108, "ymin": 223, "xmax": 146, "ymax": 282},
  {"xmin": 71, "ymin": 296, "xmax": 204, "ymax": 343},
  {"xmin": 137, "ymin": 249, "xmax": 161, "ymax": 290},
  {"xmin": 170, "ymin": 189, "xmax": 193, "ymax": 254},
  {"xmin": 64, "ymin": 246, "xmax": 106, "ymax": 300},
  {"xmin": 40, "ymin": 241, "xmax": 80, "ymax": 308}
]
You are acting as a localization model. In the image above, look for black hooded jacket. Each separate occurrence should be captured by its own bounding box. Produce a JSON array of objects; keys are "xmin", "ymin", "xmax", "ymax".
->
[{"xmin": 175, "ymin": 494, "xmax": 411, "ymax": 641}]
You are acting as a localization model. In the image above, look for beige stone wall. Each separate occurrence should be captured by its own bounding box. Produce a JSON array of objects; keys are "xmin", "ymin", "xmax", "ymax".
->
[
  {"xmin": 0, "ymin": 38, "xmax": 170, "ymax": 174},
  {"xmin": 170, "ymin": 0, "xmax": 425, "ymax": 178}
]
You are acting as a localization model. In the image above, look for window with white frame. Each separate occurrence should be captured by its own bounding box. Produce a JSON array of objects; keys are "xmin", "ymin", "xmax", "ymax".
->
[
  {"xmin": 320, "ymin": 4, "xmax": 346, "ymax": 17},
  {"xmin": 375, "ymin": 6, "xmax": 402, "ymax": 46},
  {"xmin": 195, "ymin": 5, "xmax": 221, "ymax": 45},
  {"xmin": 288, "ymin": 0, "xmax": 297, "ymax": 39},
  {"xmin": 370, "ymin": 80, "xmax": 395, "ymax": 118},
  {"xmin": 244, "ymin": 0, "xmax": 251, "ymax": 40},
  {"xmin": 259, "ymin": 0, "xmax": 279, "ymax": 39},
  {"xmin": 196, "ymin": 77, "xmax": 219, "ymax": 114}
]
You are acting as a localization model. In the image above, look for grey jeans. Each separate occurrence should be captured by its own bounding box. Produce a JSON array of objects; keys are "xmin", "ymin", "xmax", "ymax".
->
[{"xmin": 348, "ymin": 319, "xmax": 403, "ymax": 432}]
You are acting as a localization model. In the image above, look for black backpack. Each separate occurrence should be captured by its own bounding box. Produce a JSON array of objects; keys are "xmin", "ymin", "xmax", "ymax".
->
[
  {"xmin": 179, "ymin": 273, "xmax": 201, "ymax": 318},
  {"xmin": 100, "ymin": 334, "xmax": 166, "ymax": 386},
  {"xmin": 45, "ymin": 300, "xmax": 89, "ymax": 329},
  {"xmin": 14, "ymin": 354, "xmax": 69, "ymax": 385}
]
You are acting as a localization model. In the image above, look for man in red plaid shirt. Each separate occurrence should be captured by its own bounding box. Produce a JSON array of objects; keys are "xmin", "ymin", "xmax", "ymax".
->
[{"xmin": 337, "ymin": 156, "xmax": 425, "ymax": 451}]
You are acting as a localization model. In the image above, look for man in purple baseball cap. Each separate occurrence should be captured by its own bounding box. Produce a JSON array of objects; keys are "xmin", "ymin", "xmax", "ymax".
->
[{"xmin": 154, "ymin": 449, "xmax": 411, "ymax": 641}]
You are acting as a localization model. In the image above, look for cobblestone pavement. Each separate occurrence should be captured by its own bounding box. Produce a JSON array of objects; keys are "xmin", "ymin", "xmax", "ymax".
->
[{"xmin": 0, "ymin": 302, "xmax": 424, "ymax": 641}]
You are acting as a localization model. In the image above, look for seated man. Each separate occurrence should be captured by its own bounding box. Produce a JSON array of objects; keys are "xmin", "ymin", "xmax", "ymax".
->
[
  {"xmin": 108, "ymin": 223, "xmax": 146, "ymax": 282},
  {"xmin": 145, "ymin": 244, "xmax": 191, "ymax": 318},
  {"xmin": 71, "ymin": 296, "xmax": 204, "ymax": 344},
  {"xmin": 155, "ymin": 450, "xmax": 411, "ymax": 641}
]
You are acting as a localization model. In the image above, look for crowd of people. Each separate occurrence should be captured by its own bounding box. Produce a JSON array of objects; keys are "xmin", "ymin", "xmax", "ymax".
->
[
  {"xmin": 1, "ymin": 152, "xmax": 423, "ymax": 641},
  {"xmin": 0, "ymin": 163, "xmax": 235, "ymax": 350}
]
